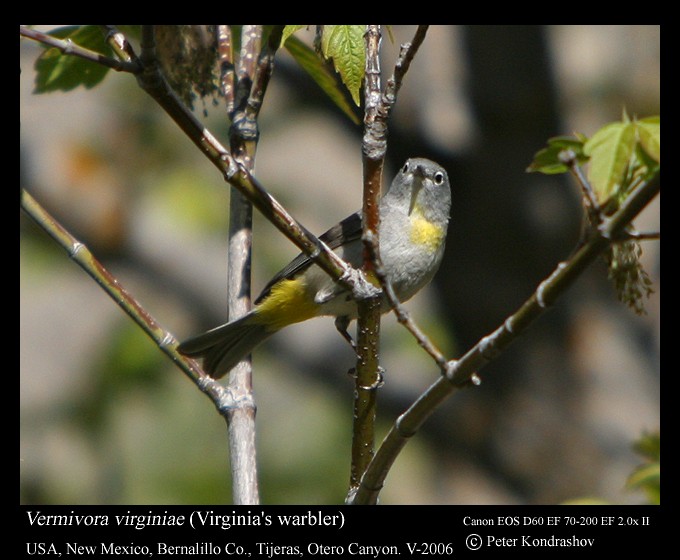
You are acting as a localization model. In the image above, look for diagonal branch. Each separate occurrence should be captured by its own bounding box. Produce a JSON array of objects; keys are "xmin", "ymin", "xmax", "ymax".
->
[
  {"xmin": 19, "ymin": 25, "xmax": 140, "ymax": 73},
  {"xmin": 383, "ymin": 25, "xmax": 429, "ymax": 108},
  {"xmin": 20, "ymin": 189, "xmax": 236, "ymax": 414}
]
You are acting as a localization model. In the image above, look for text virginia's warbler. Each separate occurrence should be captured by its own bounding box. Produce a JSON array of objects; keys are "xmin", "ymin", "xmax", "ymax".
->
[{"xmin": 178, "ymin": 158, "xmax": 451, "ymax": 378}]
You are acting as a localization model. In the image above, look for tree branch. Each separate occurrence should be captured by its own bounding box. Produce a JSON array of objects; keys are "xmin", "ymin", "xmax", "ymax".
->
[
  {"xmin": 348, "ymin": 24, "xmax": 434, "ymax": 500},
  {"xmin": 19, "ymin": 25, "xmax": 140, "ymax": 73},
  {"xmin": 220, "ymin": 23, "xmax": 282, "ymax": 507},
  {"xmin": 349, "ymin": 25, "xmax": 384, "ymax": 495},
  {"xmin": 383, "ymin": 25, "xmax": 429, "ymax": 108},
  {"xmin": 223, "ymin": 25, "xmax": 264, "ymax": 506},
  {"xmin": 20, "ymin": 189, "xmax": 240, "ymax": 413}
]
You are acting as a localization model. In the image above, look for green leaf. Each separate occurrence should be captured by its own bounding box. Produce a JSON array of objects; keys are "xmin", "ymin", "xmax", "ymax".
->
[
  {"xmin": 632, "ymin": 430, "xmax": 660, "ymax": 462},
  {"xmin": 583, "ymin": 121, "xmax": 637, "ymax": 201},
  {"xmin": 626, "ymin": 460, "xmax": 660, "ymax": 505},
  {"xmin": 526, "ymin": 135, "xmax": 587, "ymax": 175},
  {"xmin": 320, "ymin": 25, "xmax": 365, "ymax": 106},
  {"xmin": 34, "ymin": 25, "xmax": 113, "ymax": 93},
  {"xmin": 626, "ymin": 431, "xmax": 660, "ymax": 504},
  {"xmin": 284, "ymin": 35, "xmax": 360, "ymax": 125},
  {"xmin": 637, "ymin": 116, "xmax": 660, "ymax": 163},
  {"xmin": 281, "ymin": 25, "xmax": 307, "ymax": 48},
  {"xmin": 627, "ymin": 462, "xmax": 660, "ymax": 487}
]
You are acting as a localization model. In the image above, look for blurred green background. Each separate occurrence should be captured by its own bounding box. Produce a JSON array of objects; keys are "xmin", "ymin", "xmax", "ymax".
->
[{"xmin": 20, "ymin": 25, "xmax": 660, "ymax": 504}]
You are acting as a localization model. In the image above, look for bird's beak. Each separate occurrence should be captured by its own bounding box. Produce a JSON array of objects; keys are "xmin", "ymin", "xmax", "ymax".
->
[{"xmin": 408, "ymin": 163, "xmax": 426, "ymax": 215}]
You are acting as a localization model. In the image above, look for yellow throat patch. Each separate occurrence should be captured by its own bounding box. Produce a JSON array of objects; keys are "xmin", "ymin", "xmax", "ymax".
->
[{"xmin": 409, "ymin": 210, "xmax": 445, "ymax": 253}]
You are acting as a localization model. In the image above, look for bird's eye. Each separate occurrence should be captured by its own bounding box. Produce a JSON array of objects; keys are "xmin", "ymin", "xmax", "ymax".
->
[
  {"xmin": 402, "ymin": 162, "xmax": 409, "ymax": 174},
  {"xmin": 434, "ymin": 171, "xmax": 445, "ymax": 185}
]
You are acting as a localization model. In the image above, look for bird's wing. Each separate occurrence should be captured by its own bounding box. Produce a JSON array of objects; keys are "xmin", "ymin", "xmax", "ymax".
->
[{"xmin": 255, "ymin": 210, "xmax": 362, "ymax": 304}]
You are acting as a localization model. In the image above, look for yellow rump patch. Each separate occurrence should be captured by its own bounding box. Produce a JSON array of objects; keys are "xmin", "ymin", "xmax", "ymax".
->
[{"xmin": 254, "ymin": 278, "xmax": 320, "ymax": 331}]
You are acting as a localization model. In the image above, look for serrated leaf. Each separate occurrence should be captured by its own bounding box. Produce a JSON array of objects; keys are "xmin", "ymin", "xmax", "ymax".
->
[
  {"xmin": 284, "ymin": 35, "xmax": 360, "ymax": 125},
  {"xmin": 281, "ymin": 25, "xmax": 307, "ymax": 48},
  {"xmin": 583, "ymin": 121, "xmax": 637, "ymax": 201},
  {"xmin": 526, "ymin": 135, "xmax": 587, "ymax": 174},
  {"xmin": 34, "ymin": 25, "xmax": 113, "ymax": 93},
  {"xmin": 637, "ymin": 116, "xmax": 660, "ymax": 163},
  {"xmin": 320, "ymin": 25, "xmax": 365, "ymax": 106}
]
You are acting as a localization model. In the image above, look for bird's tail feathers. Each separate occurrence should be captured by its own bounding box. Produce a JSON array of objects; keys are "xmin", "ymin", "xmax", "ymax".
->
[{"xmin": 178, "ymin": 313, "xmax": 273, "ymax": 378}]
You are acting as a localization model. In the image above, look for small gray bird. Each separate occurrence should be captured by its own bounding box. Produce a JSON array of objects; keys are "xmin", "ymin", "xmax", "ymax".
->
[{"xmin": 178, "ymin": 158, "xmax": 451, "ymax": 378}]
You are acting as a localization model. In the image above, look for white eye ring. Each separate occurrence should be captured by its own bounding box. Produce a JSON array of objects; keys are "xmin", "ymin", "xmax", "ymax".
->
[
  {"xmin": 402, "ymin": 163, "xmax": 409, "ymax": 173},
  {"xmin": 434, "ymin": 171, "xmax": 445, "ymax": 185}
]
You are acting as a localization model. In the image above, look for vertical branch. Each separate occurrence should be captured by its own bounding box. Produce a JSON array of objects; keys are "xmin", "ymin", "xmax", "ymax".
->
[
  {"xmin": 348, "ymin": 24, "xmax": 431, "ymax": 504},
  {"xmin": 223, "ymin": 25, "xmax": 262, "ymax": 506},
  {"xmin": 224, "ymin": 193, "xmax": 257, "ymax": 506},
  {"xmin": 349, "ymin": 25, "xmax": 385, "ymax": 495},
  {"xmin": 223, "ymin": 25, "xmax": 282, "ymax": 506},
  {"xmin": 138, "ymin": 25, "xmax": 261, "ymax": 504}
]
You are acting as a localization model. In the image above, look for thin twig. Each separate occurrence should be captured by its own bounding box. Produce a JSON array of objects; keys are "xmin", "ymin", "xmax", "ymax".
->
[
  {"xmin": 366, "ymin": 234, "xmax": 449, "ymax": 370},
  {"xmin": 348, "ymin": 24, "xmax": 434, "ymax": 498},
  {"xmin": 383, "ymin": 25, "xmax": 429, "ymax": 108},
  {"xmin": 626, "ymin": 231, "xmax": 660, "ymax": 241},
  {"xmin": 243, "ymin": 27, "xmax": 282, "ymax": 141},
  {"xmin": 560, "ymin": 149, "xmax": 602, "ymax": 228},
  {"xmin": 230, "ymin": 25, "xmax": 261, "ymax": 161},
  {"xmin": 224, "ymin": 26, "xmax": 283, "ymax": 505},
  {"xmin": 19, "ymin": 25, "xmax": 140, "ymax": 73}
]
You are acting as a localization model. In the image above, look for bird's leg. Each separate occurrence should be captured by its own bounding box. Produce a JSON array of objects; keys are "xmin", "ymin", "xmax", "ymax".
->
[{"xmin": 334, "ymin": 315, "xmax": 356, "ymax": 351}]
